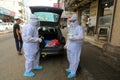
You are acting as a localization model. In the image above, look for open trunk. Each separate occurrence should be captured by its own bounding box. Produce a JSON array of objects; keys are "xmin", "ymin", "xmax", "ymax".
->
[{"xmin": 38, "ymin": 27, "xmax": 61, "ymax": 48}]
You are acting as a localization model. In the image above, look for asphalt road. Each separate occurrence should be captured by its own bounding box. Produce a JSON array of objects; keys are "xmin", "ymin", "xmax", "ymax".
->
[{"xmin": 0, "ymin": 32, "xmax": 120, "ymax": 80}]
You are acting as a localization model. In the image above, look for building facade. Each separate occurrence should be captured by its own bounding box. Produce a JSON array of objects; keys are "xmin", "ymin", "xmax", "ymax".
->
[
  {"xmin": 0, "ymin": 0, "xmax": 25, "ymax": 22},
  {"xmin": 64, "ymin": 0, "xmax": 120, "ymax": 70}
]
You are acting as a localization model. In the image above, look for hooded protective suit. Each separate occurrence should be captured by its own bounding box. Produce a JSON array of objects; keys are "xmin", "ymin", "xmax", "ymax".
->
[
  {"xmin": 65, "ymin": 13, "xmax": 84, "ymax": 75},
  {"xmin": 22, "ymin": 14, "xmax": 42, "ymax": 73}
]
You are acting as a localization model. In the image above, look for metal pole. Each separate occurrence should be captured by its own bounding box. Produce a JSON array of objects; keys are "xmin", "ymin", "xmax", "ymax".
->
[
  {"xmin": 58, "ymin": 0, "xmax": 60, "ymax": 8},
  {"xmin": 108, "ymin": 0, "xmax": 117, "ymax": 42}
]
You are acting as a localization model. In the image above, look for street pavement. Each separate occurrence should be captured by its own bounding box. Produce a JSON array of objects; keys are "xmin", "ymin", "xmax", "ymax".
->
[
  {"xmin": 0, "ymin": 33, "xmax": 84, "ymax": 80},
  {"xmin": 63, "ymin": 28, "xmax": 120, "ymax": 80},
  {"xmin": 0, "ymin": 29, "xmax": 12, "ymax": 35},
  {"xmin": 81, "ymin": 42, "xmax": 120, "ymax": 80},
  {"xmin": 0, "ymin": 30, "xmax": 120, "ymax": 80}
]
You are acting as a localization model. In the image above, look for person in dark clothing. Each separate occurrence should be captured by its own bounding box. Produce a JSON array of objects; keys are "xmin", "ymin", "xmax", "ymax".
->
[{"xmin": 13, "ymin": 18, "xmax": 23, "ymax": 55}]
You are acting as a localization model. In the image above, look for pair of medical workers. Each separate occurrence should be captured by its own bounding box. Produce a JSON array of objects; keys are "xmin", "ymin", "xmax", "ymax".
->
[
  {"xmin": 22, "ymin": 12, "xmax": 84, "ymax": 78},
  {"xmin": 64, "ymin": 10, "xmax": 84, "ymax": 79},
  {"xmin": 22, "ymin": 14, "xmax": 43, "ymax": 77}
]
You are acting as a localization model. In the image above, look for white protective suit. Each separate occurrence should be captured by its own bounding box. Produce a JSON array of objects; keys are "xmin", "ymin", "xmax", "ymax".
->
[
  {"xmin": 65, "ymin": 13, "xmax": 84, "ymax": 74},
  {"xmin": 22, "ymin": 14, "xmax": 42, "ymax": 72}
]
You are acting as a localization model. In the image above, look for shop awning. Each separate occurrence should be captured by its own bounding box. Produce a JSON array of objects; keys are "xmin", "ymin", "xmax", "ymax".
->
[
  {"xmin": 0, "ymin": 7, "xmax": 15, "ymax": 17},
  {"xmin": 65, "ymin": 0, "xmax": 93, "ymax": 10}
]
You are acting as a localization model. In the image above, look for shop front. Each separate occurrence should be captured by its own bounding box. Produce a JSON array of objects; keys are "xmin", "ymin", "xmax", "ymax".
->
[
  {"xmin": 64, "ymin": 0, "xmax": 120, "ymax": 70},
  {"xmin": 76, "ymin": 0, "xmax": 98, "ymax": 37},
  {"xmin": 0, "ymin": 7, "xmax": 15, "ymax": 22},
  {"xmin": 79, "ymin": 4, "xmax": 90, "ymax": 35},
  {"xmin": 65, "ymin": 0, "xmax": 98, "ymax": 36},
  {"xmin": 0, "ymin": 7, "xmax": 4, "ymax": 21},
  {"xmin": 74, "ymin": 0, "xmax": 115, "ymax": 42},
  {"xmin": 97, "ymin": 0, "xmax": 115, "ymax": 41},
  {"xmin": 65, "ymin": 0, "xmax": 115, "ymax": 42}
]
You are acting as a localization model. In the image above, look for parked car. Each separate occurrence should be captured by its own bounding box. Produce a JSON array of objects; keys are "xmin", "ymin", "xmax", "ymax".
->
[
  {"xmin": 8, "ymin": 22, "xmax": 14, "ymax": 29},
  {"xmin": 30, "ymin": 6, "xmax": 66, "ymax": 55},
  {"xmin": 0, "ymin": 22, "xmax": 8, "ymax": 31},
  {"xmin": 0, "ymin": 22, "xmax": 14, "ymax": 31},
  {"xmin": 0, "ymin": 23, "xmax": 4, "ymax": 31}
]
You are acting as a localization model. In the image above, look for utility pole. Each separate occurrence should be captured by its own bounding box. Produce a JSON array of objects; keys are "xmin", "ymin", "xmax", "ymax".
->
[{"xmin": 58, "ymin": 0, "xmax": 60, "ymax": 8}]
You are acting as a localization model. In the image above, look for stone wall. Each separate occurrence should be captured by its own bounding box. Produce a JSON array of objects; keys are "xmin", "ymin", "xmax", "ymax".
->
[{"xmin": 111, "ymin": 0, "xmax": 120, "ymax": 46}]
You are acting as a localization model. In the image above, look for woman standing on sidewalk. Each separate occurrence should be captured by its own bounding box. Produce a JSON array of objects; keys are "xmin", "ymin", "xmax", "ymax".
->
[{"xmin": 13, "ymin": 18, "xmax": 23, "ymax": 55}]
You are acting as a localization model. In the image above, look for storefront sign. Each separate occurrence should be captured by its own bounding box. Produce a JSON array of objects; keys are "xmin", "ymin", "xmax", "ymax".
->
[
  {"xmin": 53, "ymin": 3, "xmax": 63, "ymax": 9},
  {"xmin": 0, "ymin": 7, "xmax": 3, "ymax": 14},
  {"xmin": 0, "ymin": 7, "xmax": 15, "ymax": 16},
  {"xmin": 11, "ymin": 11, "xmax": 15, "ymax": 17}
]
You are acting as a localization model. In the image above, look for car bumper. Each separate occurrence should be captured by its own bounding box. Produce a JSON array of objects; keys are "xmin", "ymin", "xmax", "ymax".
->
[{"xmin": 41, "ymin": 45, "xmax": 65, "ymax": 55}]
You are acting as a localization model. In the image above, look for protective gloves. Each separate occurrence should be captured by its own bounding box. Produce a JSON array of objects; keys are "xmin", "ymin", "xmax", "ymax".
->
[
  {"xmin": 67, "ymin": 33, "xmax": 73, "ymax": 40},
  {"xmin": 38, "ymin": 38, "xmax": 42, "ymax": 42}
]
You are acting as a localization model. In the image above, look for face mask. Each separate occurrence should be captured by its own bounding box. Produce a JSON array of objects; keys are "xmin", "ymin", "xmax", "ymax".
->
[
  {"xmin": 70, "ymin": 22, "xmax": 74, "ymax": 27},
  {"xmin": 29, "ymin": 19, "xmax": 39, "ymax": 27}
]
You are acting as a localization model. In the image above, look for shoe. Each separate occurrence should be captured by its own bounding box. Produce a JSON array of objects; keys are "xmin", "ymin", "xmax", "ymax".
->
[
  {"xmin": 19, "ymin": 52, "xmax": 22, "ymax": 55},
  {"xmin": 67, "ymin": 73, "xmax": 76, "ymax": 79},
  {"xmin": 18, "ymin": 51, "xmax": 22, "ymax": 55},
  {"xmin": 33, "ymin": 65, "xmax": 43, "ymax": 70},
  {"xmin": 65, "ymin": 68, "xmax": 71, "ymax": 73},
  {"xmin": 23, "ymin": 71, "xmax": 35, "ymax": 77}
]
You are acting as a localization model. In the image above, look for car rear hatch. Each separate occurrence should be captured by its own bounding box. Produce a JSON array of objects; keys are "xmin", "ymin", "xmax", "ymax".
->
[
  {"xmin": 29, "ymin": 6, "xmax": 63, "ymax": 27},
  {"xmin": 30, "ymin": 6, "xmax": 65, "ymax": 53}
]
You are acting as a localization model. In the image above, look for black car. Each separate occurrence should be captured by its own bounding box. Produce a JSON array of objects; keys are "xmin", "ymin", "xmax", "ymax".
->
[{"xmin": 30, "ymin": 6, "xmax": 66, "ymax": 55}]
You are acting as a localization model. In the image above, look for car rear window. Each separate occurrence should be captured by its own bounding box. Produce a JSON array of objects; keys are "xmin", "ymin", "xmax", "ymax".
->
[{"xmin": 34, "ymin": 12, "xmax": 59, "ymax": 22}]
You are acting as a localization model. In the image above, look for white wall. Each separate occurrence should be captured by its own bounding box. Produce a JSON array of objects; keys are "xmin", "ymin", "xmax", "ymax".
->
[{"xmin": 0, "ymin": 0, "xmax": 22, "ymax": 18}]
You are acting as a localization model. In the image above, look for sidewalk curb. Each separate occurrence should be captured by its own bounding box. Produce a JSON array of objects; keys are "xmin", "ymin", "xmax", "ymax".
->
[
  {"xmin": 84, "ymin": 36, "xmax": 105, "ymax": 48},
  {"xmin": 0, "ymin": 29, "xmax": 12, "ymax": 35}
]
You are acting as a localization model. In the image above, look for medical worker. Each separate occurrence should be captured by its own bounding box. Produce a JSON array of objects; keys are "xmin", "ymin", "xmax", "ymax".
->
[
  {"xmin": 22, "ymin": 14, "xmax": 43, "ymax": 77},
  {"xmin": 64, "ymin": 9, "xmax": 84, "ymax": 79}
]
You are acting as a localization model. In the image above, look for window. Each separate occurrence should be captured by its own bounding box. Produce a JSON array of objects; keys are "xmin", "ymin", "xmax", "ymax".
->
[{"xmin": 34, "ymin": 12, "xmax": 59, "ymax": 22}]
